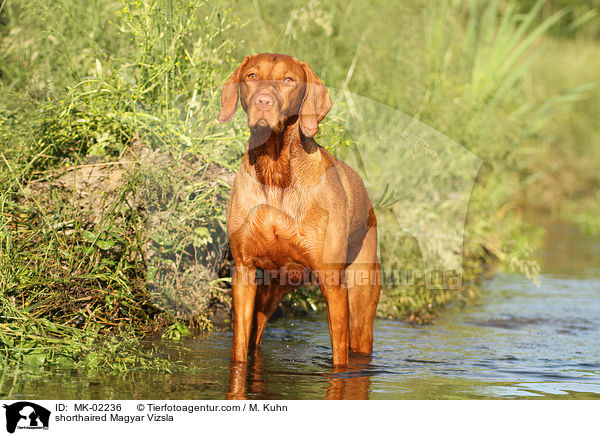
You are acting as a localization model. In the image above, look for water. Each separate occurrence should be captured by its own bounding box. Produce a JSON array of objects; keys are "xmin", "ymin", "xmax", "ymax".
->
[{"xmin": 4, "ymin": 224, "xmax": 600, "ymax": 399}]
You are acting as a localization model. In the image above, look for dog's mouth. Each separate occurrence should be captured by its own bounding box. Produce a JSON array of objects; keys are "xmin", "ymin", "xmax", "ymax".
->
[
  {"xmin": 247, "ymin": 93, "xmax": 283, "ymax": 132},
  {"xmin": 249, "ymin": 118, "xmax": 272, "ymax": 133},
  {"xmin": 249, "ymin": 115, "xmax": 282, "ymax": 134},
  {"xmin": 249, "ymin": 120, "xmax": 274, "ymax": 145}
]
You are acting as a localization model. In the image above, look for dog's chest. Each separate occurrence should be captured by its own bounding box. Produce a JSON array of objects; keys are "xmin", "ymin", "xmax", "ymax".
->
[{"xmin": 231, "ymin": 180, "xmax": 326, "ymax": 269}]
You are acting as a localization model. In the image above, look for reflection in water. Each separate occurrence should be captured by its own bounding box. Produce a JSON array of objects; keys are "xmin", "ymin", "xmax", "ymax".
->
[
  {"xmin": 226, "ymin": 350, "xmax": 275, "ymax": 400},
  {"xmin": 227, "ymin": 351, "xmax": 372, "ymax": 400},
  {"xmin": 325, "ymin": 355, "xmax": 372, "ymax": 400},
  {"xmin": 227, "ymin": 362, "xmax": 248, "ymax": 400},
  {"xmin": 3, "ymin": 224, "xmax": 600, "ymax": 399}
]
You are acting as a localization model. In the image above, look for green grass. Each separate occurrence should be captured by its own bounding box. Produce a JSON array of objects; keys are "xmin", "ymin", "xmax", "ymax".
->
[
  {"xmin": 522, "ymin": 37, "xmax": 600, "ymax": 229},
  {"xmin": 0, "ymin": 0, "xmax": 243, "ymax": 369},
  {"xmin": 0, "ymin": 0, "xmax": 598, "ymax": 371}
]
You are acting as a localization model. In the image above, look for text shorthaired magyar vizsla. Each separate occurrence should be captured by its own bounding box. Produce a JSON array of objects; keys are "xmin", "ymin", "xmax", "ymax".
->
[{"xmin": 218, "ymin": 53, "xmax": 381, "ymax": 367}]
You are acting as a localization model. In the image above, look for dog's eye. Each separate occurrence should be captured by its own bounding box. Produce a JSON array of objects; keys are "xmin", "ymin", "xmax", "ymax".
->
[
  {"xmin": 283, "ymin": 77, "xmax": 294, "ymax": 85},
  {"xmin": 247, "ymin": 73, "xmax": 257, "ymax": 80}
]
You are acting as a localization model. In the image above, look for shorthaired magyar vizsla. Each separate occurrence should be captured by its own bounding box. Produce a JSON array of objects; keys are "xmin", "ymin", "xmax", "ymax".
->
[{"xmin": 218, "ymin": 53, "xmax": 381, "ymax": 367}]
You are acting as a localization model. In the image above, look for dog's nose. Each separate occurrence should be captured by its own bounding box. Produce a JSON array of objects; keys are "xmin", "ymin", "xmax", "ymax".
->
[{"xmin": 254, "ymin": 93, "xmax": 274, "ymax": 111}]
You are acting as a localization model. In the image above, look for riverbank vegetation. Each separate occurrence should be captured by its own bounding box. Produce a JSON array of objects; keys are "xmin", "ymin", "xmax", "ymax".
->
[{"xmin": 1, "ymin": 0, "xmax": 598, "ymax": 371}]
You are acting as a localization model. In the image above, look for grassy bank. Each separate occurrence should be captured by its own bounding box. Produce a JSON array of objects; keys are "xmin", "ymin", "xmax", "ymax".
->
[
  {"xmin": 1, "ymin": 0, "xmax": 598, "ymax": 371},
  {"xmin": 524, "ymin": 37, "xmax": 600, "ymax": 232}
]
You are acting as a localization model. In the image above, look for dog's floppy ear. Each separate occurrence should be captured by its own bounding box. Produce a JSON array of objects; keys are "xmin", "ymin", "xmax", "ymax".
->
[
  {"xmin": 218, "ymin": 56, "xmax": 251, "ymax": 123},
  {"xmin": 299, "ymin": 62, "xmax": 331, "ymax": 138}
]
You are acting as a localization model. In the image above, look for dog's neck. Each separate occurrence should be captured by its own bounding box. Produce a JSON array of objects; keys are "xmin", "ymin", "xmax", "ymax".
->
[{"xmin": 248, "ymin": 121, "xmax": 313, "ymax": 188}]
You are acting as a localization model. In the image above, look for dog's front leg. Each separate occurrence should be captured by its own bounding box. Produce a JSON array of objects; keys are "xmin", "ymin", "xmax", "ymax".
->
[
  {"xmin": 231, "ymin": 265, "xmax": 257, "ymax": 363},
  {"xmin": 318, "ymin": 268, "xmax": 350, "ymax": 367}
]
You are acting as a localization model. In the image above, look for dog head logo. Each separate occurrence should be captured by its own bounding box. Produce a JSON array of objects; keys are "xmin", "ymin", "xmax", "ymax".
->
[{"xmin": 3, "ymin": 402, "xmax": 50, "ymax": 433}]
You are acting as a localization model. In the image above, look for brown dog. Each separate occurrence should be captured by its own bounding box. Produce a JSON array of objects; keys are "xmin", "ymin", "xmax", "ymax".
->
[{"xmin": 218, "ymin": 53, "xmax": 380, "ymax": 367}]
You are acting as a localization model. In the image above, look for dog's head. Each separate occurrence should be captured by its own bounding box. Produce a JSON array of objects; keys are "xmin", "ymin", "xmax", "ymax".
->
[{"xmin": 217, "ymin": 53, "xmax": 331, "ymax": 138}]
